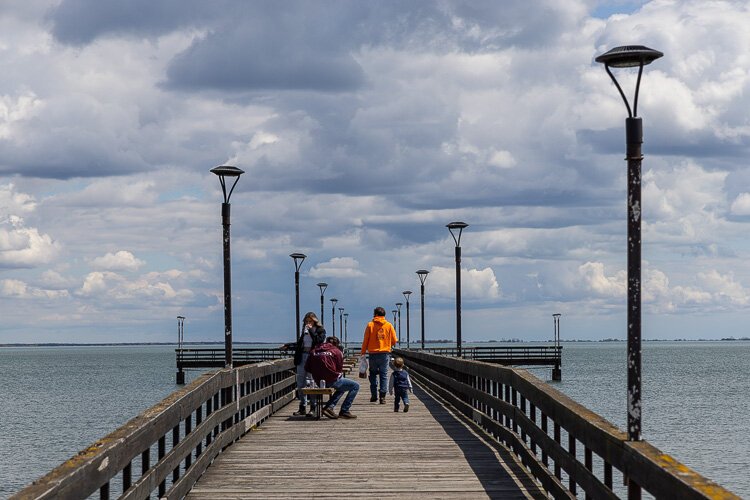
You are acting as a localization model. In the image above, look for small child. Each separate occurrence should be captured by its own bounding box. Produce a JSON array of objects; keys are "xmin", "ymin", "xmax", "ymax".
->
[{"xmin": 388, "ymin": 357, "xmax": 413, "ymax": 412}]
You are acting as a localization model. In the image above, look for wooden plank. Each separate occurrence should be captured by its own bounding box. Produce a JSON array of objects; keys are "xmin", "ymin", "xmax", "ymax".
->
[{"xmin": 186, "ymin": 376, "xmax": 548, "ymax": 499}]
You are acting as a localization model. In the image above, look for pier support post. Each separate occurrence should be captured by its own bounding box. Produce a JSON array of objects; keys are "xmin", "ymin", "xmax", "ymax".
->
[{"xmin": 176, "ymin": 370, "xmax": 185, "ymax": 385}]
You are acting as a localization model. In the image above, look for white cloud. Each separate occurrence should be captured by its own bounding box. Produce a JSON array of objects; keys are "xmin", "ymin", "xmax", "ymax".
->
[
  {"xmin": 426, "ymin": 265, "xmax": 501, "ymax": 300},
  {"xmin": 1, "ymin": 278, "xmax": 69, "ymax": 299},
  {"xmin": 730, "ymin": 193, "xmax": 750, "ymax": 216},
  {"xmin": 309, "ymin": 257, "xmax": 366, "ymax": 278},
  {"xmin": 0, "ymin": 215, "xmax": 58, "ymax": 268},
  {"xmin": 90, "ymin": 250, "xmax": 144, "ymax": 271},
  {"xmin": 578, "ymin": 262, "xmax": 626, "ymax": 298}
]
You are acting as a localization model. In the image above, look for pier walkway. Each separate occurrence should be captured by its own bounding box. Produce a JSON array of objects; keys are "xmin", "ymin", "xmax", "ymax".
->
[
  {"xmin": 186, "ymin": 380, "xmax": 545, "ymax": 499},
  {"xmin": 13, "ymin": 350, "xmax": 740, "ymax": 499}
]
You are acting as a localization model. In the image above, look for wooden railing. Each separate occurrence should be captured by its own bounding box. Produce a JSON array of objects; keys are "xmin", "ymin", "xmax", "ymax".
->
[
  {"xmin": 394, "ymin": 349, "xmax": 740, "ymax": 500},
  {"xmin": 176, "ymin": 347, "xmax": 292, "ymax": 368},
  {"xmin": 421, "ymin": 345, "xmax": 562, "ymax": 365},
  {"xmin": 12, "ymin": 358, "xmax": 296, "ymax": 500}
]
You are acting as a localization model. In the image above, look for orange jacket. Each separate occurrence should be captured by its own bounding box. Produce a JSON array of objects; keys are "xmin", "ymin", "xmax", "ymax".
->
[{"xmin": 361, "ymin": 316, "xmax": 398, "ymax": 354}]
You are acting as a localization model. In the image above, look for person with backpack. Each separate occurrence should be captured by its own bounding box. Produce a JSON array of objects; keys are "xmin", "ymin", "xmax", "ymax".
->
[
  {"xmin": 360, "ymin": 306, "xmax": 398, "ymax": 404},
  {"xmin": 305, "ymin": 336, "xmax": 360, "ymax": 419}
]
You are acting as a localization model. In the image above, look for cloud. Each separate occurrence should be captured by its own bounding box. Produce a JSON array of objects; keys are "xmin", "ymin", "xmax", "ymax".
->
[
  {"xmin": 426, "ymin": 265, "xmax": 501, "ymax": 301},
  {"xmin": 730, "ymin": 193, "xmax": 750, "ymax": 216},
  {"xmin": 0, "ymin": 215, "xmax": 59, "ymax": 268},
  {"xmin": 0, "ymin": 278, "xmax": 69, "ymax": 299},
  {"xmin": 90, "ymin": 250, "xmax": 145, "ymax": 271},
  {"xmin": 309, "ymin": 257, "xmax": 366, "ymax": 278}
]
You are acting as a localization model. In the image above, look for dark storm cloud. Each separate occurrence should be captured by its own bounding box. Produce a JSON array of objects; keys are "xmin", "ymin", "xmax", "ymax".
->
[{"xmin": 47, "ymin": 0, "xmax": 228, "ymax": 44}]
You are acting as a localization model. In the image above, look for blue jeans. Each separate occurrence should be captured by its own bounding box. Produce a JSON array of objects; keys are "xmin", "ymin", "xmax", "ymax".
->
[
  {"xmin": 394, "ymin": 388, "xmax": 410, "ymax": 409},
  {"xmin": 368, "ymin": 353, "xmax": 390, "ymax": 397},
  {"xmin": 295, "ymin": 353, "xmax": 315, "ymax": 408},
  {"xmin": 327, "ymin": 377, "xmax": 360, "ymax": 412}
]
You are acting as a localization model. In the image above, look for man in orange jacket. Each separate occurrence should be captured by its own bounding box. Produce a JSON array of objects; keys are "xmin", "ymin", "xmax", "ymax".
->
[{"xmin": 360, "ymin": 306, "xmax": 398, "ymax": 404}]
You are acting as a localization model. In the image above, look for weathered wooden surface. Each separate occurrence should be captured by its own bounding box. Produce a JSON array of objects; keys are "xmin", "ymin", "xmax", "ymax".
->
[{"xmin": 186, "ymin": 380, "xmax": 546, "ymax": 499}]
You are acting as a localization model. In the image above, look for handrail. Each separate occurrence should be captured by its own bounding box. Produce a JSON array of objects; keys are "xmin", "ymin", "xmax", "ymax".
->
[
  {"xmin": 394, "ymin": 349, "xmax": 739, "ymax": 500},
  {"xmin": 12, "ymin": 358, "xmax": 296, "ymax": 500}
]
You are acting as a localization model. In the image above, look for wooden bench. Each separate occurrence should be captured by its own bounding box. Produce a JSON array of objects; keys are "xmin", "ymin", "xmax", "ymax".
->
[{"xmin": 300, "ymin": 387, "xmax": 336, "ymax": 419}]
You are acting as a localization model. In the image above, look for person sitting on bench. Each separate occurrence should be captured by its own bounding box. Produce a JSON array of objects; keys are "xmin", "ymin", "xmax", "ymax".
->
[{"xmin": 305, "ymin": 337, "xmax": 360, "ymax": 419}]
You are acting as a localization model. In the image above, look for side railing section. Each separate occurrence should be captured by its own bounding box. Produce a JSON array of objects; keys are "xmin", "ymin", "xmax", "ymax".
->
[
  {"xmin": 394, "ymin": 349, "xmax": 739, "ymax": 500},
  {"xmin": 12, "ymin": 358, "xmax": 297, "ymax": 500},
  {"xmin": 421, "ymin": 345, "xmax": 561, "ymax": 365},
  {"xmin": 176, "ymin": 348, "xmax": 292, "ymax": 368}
]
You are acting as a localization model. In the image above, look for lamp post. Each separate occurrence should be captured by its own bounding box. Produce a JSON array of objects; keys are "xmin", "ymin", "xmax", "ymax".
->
[
  {"xmin": 392, "ymin": 309, "xmax": 397, "ymax": 329},
  {"xmin": 596, "ymin": 45, "xmax": 662, "ymax": 449},
  {"xmin": 330, "ymin": 298, "xmax": 338, "ymax": 337},
  {"xmin": 343, "ymin": 312, "xmax": 349, "ymax": 349},
  {"xmin": 552, "ymin": 313, "xmax": 562, "ymax": 381},
  {"xmin": 417, "ymin": 270, "xmax": 429, "ymax": 349},
  {"xmin": 395, "ymin": 302, "xmax": 402, "ymax": 347},
  {"xmin": 290, "ymin": 253, "xmax": 306, "ymax": 341},
  {"xmin": 403, "ymin": 291, "xmax": 412, "ymax": 349},
  {"xmin": 338, "ymin": 307, "xmax": 344, "ymax": 341},
  {"xmin": 447, "ymin": 222, "xmax": 468, "ymax": 357},
  {"xmin": 316, "ymin": 282, "xmax": 328, "ymax": 325},
  {"xmin": 210, "ymin": 165, "xmax": 244, "ymax": 368},
  {"xmin": 176, "ymin": 316, "xmax": 186, "ymax": 384}
]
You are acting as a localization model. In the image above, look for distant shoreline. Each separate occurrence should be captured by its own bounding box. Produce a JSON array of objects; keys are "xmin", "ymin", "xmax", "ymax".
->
[{"xmin": 2, "ymin": 338, "xmax": 749, "ymax": 347}]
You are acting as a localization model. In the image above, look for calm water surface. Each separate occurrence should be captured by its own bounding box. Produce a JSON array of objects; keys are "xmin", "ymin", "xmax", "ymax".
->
[{"xmin": 1, "ymin": 342, "xmax": 748, "ymax": 497}]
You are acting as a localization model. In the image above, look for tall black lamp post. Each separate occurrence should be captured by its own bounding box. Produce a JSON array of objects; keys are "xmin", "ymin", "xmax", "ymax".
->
[
  {"xmin": 395, "ymin": 302, "xmax": 402, "ymax": 347},
  {"xmin": 338, "ymin": 307, "xmax": 344, "ymax": 340},
  {"xmin": 447, "ymin": 222, "xmax": 468, "ymax": 357},
  {"xmin": 330, "ymin": 298, "xmax": 338, "ymax": 337},
  {"xmin": 392, "ymin": 309, "xmax": 397, "ymax": 329},
  {"xmin": 402, "ymin": 291, "xmax": 412, "ymax": 349},
  {"xmin": 552, "ymin": 313, "xmax": 562, "ymax": 381},
  {"xmin": 316, "ymin": 282, "xmax": 328, "ymax": 325},
  {"xmin": 416, "ymin": 270, "xmax": 429, "ymax": 349},
  {"xmin": 343, "ymin": 312, "xmax": 349, "ymax": 348},
  {"xmin": 596, "ymin": 45, "xmax": 662, "ymax": 449},
  {"xmin": 176, "ymin": 315, "xmax": 186, "ymax": 384},
  {"xmin": 210, "ymin": 165, "xmax": 244, "ymax": 368},
  {"xmin": 290, "ymin": 253, "xmax": 306, "ymax": 341}
]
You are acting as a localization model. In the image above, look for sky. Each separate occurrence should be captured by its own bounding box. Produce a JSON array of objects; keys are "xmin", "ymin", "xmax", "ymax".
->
[{"xmin": 2, "ymin": 0, "xmax": 750, "ymax": 344}]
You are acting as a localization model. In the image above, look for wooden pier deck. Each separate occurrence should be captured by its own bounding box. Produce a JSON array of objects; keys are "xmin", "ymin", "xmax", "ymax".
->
[{"xmin": 186, "ymin": 381, "xmax": 546, "ymax": 499}]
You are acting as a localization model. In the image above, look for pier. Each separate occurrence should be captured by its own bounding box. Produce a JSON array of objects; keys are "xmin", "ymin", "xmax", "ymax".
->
[{"xmin": 13, "ymin": 351, "xmax": 738, "ymax": 499}]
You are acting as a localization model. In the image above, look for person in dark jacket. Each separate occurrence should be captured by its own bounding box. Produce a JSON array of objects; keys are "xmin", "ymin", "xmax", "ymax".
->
[
  {"xmin": 280, "ymin": 311, "xmax": 326, "ymax": 416},
  {"xmin": 388, "ymin": 357, "xmax": 413, "ymax": 412}
]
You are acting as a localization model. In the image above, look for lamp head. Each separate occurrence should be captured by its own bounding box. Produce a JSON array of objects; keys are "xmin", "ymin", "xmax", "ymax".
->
[
  {"xmin": 447, "ymin": 221, "xmax": 469, "ymax": 246},
  {"xmin": 403, "ymin": 290, "xmax": 412, "ymax": 301},
  {"xmin": 290, "ymin": 253, "xmax": 306, "ymax": 271},
  {"xmin": 210, "ymin": 165, "xmax": 245, "ymax": 203},
  {"xmin": 595, "ymin": 45, "xmax": 663, "ymax": 68},
  {"xmin": 317, "ymin": 282, "xmax": 328, "ymax": 294},
  {"xmin": 330, "ymin": 297, "xmax": 338, "ymax": 304},
  {"xmin": 416, "ymin": 269, "xmax": 429, "ymax": 285}
]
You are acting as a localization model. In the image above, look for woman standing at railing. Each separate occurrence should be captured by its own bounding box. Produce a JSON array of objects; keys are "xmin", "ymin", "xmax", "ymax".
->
[{"xmin": 280, "ymin": 311, "xmax": 327, "ymax": 417}]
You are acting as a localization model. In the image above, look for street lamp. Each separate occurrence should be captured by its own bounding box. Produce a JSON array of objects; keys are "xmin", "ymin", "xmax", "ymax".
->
[
  {"xmin": 338, "ymin": 307, "xmax": 344, "ymax": 341},
  {"xmin": 447, "ymin": 221, "xmax": 468, "ymax": 357},
  {"xmin": 316, "ymin": 282, "xmax": 328, "ymax": 325},
  {"xmin": 210, "ymin": 165, "xmax": 244, "ymax": 368},
  {"xmin": 416, "ymin": 270, "xmax": 429, "ymax": 349},
  {"xmin": 290, "ymin": 253, "xmax": 306, "ymax": 341},
  {"xmin": 552, "ymin": 313, "xmax": 561, "ymax": 381},
  {"xmin": 395, "ymin": 302, "xmax": 402, "ymax": 347},
  {"xmin": 392, "ymin": 309, "xmax": 397, "ymax": 328},
  {"xmin": 402, "ymin": 291, "xmax": 412, "ymax": 349},
  {"xmin": 176, "ymin": 315, "xmax": 186, "ymax": 384},
  {"xmin": 330, "ymin": 298, "xmax": 338, "ymax": 337},
  {"xmin": 596, "ymin": 45, "xmax": 662, "ymax": 446},
  {"xmin": 343, "ymin": 312, "xmax": 349, "ymax": 348}
]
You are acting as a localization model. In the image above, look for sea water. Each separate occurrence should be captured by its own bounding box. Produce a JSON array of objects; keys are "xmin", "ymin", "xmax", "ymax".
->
[{"xmin": 1, "ymin": 341, "xmax": 748, "ymax": 497}]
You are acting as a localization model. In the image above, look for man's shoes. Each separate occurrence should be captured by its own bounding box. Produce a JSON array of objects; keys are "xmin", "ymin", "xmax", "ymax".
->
[
  {"xmin": 322, "ymin": 406, "xmax": 338, "ymax": 419},
  {"xmin": 394, "ymin": 406, "xmax": 399, "ymax": 412},
  {"xmin": 404, "ymin": 404, "xmax": 409, "ymax": 413},
  {"xmin": 293, "ymin": 404, "xmax": 306, "ymax": 416},
  {"xmin": 379, "ymin": 394, "xmax": 386, "ymax": 404},
  {"xmin": 306, "ymin": 410, "xmax": 316, "ymax": 418},
  {"xmin": 370, "ymin": 395, "xmax": 378, "ymax": 402},
  {"xmin": 339, "ymin": 410, "xmax": 357, "ymax": 419}
]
